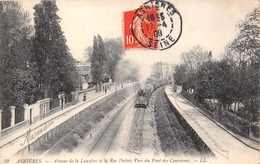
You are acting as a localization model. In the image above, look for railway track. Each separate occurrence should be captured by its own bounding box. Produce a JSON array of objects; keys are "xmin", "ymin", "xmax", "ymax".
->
[{"xmin": 86, "ymin": 98, "xmax": 136, "ymax": 156}]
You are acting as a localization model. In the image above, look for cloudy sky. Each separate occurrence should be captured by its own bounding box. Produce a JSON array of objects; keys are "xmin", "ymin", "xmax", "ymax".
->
[{"xmin": 21, "ymin": 0, "xmax": 259, "ymax": 78}]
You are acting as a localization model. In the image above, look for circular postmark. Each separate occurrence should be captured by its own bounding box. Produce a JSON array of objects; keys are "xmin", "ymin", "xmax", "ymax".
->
[{"xmin": 131, "ymin": 0, "xmax": 182, "ymax": 50}]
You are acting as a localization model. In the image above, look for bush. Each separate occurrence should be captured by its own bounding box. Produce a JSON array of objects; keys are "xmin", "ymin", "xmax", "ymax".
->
[
  {"xmin": 32, "ymin": 86, "xmax": 134, "ymax": 156},
  {"xmin": 47, "ymin": 142, "xmax": 63, "ymax": 155},
  {"xmin": 110, "ymin": 101, "xmax": 117, "ymax": 107},
  {"xmin": 90, "ymin": 112, "xmax": 104, "ymax": 123},
  {"xmin": 101, "ymin": 106, "xmax": 111, "ymax": 114},
  {"xmin": 79, "ymin": 123, "xmax": 92, "ymax": 134},
  {"xmin": 60, "ymin": 133, "xmax": 78, "ymax": 151},
  {"xmin": 251, "ymin": 123, "xmax": 260, "ymax": 139},
  {"xmin": 72, "ymin": 127, "xmax": 85, "ymax": 139}
]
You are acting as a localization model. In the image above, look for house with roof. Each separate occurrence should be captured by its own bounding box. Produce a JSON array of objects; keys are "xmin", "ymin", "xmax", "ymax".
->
[{"xmin": 76, "ymin": 61, "xmax": 92, "ymax": 90}]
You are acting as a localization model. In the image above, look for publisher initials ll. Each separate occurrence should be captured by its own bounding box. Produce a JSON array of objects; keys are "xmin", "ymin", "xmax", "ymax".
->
[{"xmin": 200, "ymin": 158, "xmax": 207, "ymax": 162}]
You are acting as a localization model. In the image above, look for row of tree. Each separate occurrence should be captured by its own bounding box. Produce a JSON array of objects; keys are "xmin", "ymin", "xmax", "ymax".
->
[
  {"xmin": 0, "ymin": 1, "xmax": 80, "ymax": 128},
  {"xmin": 0, "ymin": 1, "xmax": 140, "ymax": 129},
  {"xmin": 85, "ymin": 36, "xmax": 140, "ymax": 85},
  {"xmin": 173, "ymin": 7, "xmax": 259, "ymax": 122},
  {"xmin": 151, "ymin": 62, "xmax": 163, "ymax": 83}
]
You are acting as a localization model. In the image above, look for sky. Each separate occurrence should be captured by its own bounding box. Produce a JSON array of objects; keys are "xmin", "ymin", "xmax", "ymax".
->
[{"xmin": 21, "ymin": 0, "xmax": 259, "ymax": 78}]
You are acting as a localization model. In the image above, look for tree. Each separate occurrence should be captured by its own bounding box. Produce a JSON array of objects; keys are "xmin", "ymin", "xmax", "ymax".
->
[
  {"xmin": 197, "ymin": 61, "xmax": 216, "ymax": 101},
  {"xmin": 199, "ymin": 60, "xmax": 235, "ymax": 108},
  {"xmin": 180, "ymin": 45, "xmax": 211, "ymax": 73},
  {"xmin": 0, "ymin": 1, "xmax": 33, "ymax": 71},
  {"xmin": 0, "ymin": 1, "xmax": 37, "ymax": 128},
  {"xmin": 218, "ymin": 61, "xmax": 241, "ymax": 110},
  {"xmin": 184, "ymin": 71, "xmax": 197, "ymax": 90},
  {"xmin": 90, "ymin": 34, "xmax": 106, "ymax": 85},
  {"xmin": 83, "ymin": 46, "xmax": 93, "ymax": 62},
  {"xmin": 173, "ymin": 64, "xmax": 187, "ymax": 85},
  {"xmin": 224, "ymin": 7, "xmax": 260, "ymax": 122},
  {"xmin": 234, "ymin": 7, "xmax": 259, "ymax": 61},
  {"xmin": 104, "ymin": 37, "xmax": 125, "ymax": 82},
  {"xmin": 151, "ymin": 62, "xmax": 163, "ymax": 83},
  {"xmin": 85, "ymin": 37, "xmax": 124, "ymax": 82},
  {"xmin": 33, "ymin": 1, "xmax": 80, "ymax": 98},
  {"xmin": 116, "ymin": 59, "xmax": 140, "ymax": 83},
  {"xmin": 178, "ymin": 45, "xmax": 212, "ymax": 92}
]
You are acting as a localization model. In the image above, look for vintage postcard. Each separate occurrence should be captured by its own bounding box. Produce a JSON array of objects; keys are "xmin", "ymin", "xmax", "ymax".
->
[{"xmin": 0, "ymin": 0, "xmax": 259, "ymax": 164}]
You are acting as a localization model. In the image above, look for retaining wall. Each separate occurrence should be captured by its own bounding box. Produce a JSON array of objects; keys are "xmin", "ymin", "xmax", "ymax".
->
[
  {"xmin": 164, "ymin": 90, "xmax": 215, "ymax": 156},
  {"xmin": 14, "ymin": 85, "xmax": 135, "ymax": 157}
]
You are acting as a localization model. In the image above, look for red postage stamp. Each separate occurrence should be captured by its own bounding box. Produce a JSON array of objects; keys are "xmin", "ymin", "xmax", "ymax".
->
[{"xmin": 124, "ymin": 0, "xmax": 182, "ymax": 50}]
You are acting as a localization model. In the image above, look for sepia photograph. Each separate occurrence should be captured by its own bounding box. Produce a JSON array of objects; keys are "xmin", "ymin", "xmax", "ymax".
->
[{"xmin": 0, "ymin": 0, "xmax": 259, "ymax": 164}]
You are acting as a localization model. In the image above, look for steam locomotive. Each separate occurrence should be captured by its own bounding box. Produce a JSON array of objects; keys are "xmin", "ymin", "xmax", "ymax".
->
[{"xmin": 134, "ymin": 84, "xmax": 154, "ymax": 108}]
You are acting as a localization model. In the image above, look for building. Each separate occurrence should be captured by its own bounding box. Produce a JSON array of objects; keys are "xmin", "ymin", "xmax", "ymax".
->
[
  {"xmin": 150, "ymin": 62, "xmax": 174, "ymax": 82},
  {"xmin": 76, "ymin": 61, "xmax": 92, "ymax": 90},
  {"xmin": 161, "ymin": 62, "xmax": 174, "ymax": 81}
]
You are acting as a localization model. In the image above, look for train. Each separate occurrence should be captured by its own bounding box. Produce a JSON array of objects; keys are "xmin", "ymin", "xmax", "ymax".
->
[
  {"xmin": 133, "ymin": 80, "xmax": 168, "ymax": 108},
  {"xmin": 134, "ymin": 84, "xmax": 155, "ymax": 108}
]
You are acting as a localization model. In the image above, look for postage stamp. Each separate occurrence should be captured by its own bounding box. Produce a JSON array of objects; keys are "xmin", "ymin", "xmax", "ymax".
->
[{"xmin": 124, "ymin": 0, "xmax": 182, "ymax": 50}]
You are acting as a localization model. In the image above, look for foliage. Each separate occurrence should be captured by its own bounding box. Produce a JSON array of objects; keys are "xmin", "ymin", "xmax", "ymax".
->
[
  {"xmin": 216, "ymin": 61, "xmax": 240, "ymax": 107},
  {"xmin": 83, "ymin": 46, "xmax": 92, "ymax": 62},
  {"xmin": 180, "ymin": 45, "xmax": 211, "ymax": 72},
  {"xmin": 175, "ymin": 7, "xmax": 260, "ymax": 123},
  {"xmin": 183, "ymin": 71, "xmax": 197, "ymax": 91},
  {"xmin": 151, "ymin": 62, "xmax": 163, "ymax": 82},
  {"xmin": 90, "ymin": 34, "xmax": 105, "ymax": 85},
  {"xmin": 173, "ymin": 64, "xmax": 187, "ymax": 85},
  {"xmin": 0, "ymin": 1, "xmax": 37, "ymax": 128},
  {"xmin": 33, "ymin": 0, "xmax": 80, "ymax": 98},
  {"xmin": 104, "ymin": 37, "xmax": 125, "ymax": 82},
  {"xmin": 0, "ymin": 1, "xmax": 33, "ymax": 71},
  {"xmin": 175, "ymin": 45, "xmax": 211, "ymax": 91},
  {"xmin": 238, "ymin": 7, "xmax": 260, "ymax": 57},
  {"xmin": 0, "ymin": 1, "xmax": 33, "ymax": 70},
  {"xmin": 223, "ymin": 7, "xmax": 260, "ymax": 121},
  {"xmin": 196, "ymin": 58, "xmax": 256, "ymax": 113},
  {"xmin": 225, "ymin": 7, "xmax": 260, "ymax": 67},
  {"xmin": 2, "ymin": 69, "xmax": 38, "ymax": 124},
  {"xmin": 85, "ymin": 37, "xmax": 124, "ymax": 83}
]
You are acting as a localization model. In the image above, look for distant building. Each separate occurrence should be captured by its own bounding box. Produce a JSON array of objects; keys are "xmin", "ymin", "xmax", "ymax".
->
[
  {"xmin": 76, "ymin": 61, "xmax": 92, "ymax": 90},
  {"xmin": 161, "ymin": 62, "xmax": 174, "ymax": 81},
  {"xmin": 150, "ymin": 62, "xmax": 174, "ymax": 82}
]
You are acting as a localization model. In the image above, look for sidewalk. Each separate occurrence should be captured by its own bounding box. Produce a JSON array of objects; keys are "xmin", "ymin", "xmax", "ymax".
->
[
  {"xmin": 165, "ymin": 86, "xmax": 259, "ymax": 164},
  {"xmin": 0, "ymin": 83, "xmax": 132, "ymax": 159},
  {"xmin": 177, "ymin": 94, "xmax": 260, "ymax": 151}
]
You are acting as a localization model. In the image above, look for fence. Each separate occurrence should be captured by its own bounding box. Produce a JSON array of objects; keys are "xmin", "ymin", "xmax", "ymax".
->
[
  {"xmin": 50, "ymin": 98, "xmax": 60, "ymax": 109},
  {"xmin": 1, "ymin": 120, "xmax": 29, "ymax": 138},
  {"xmin": 65, "ymin": 94, "xmax": 72, "ymax": 104},
  {"xmin": 181, "ymin": 89, "xmax": 260, "ymax": 140},
  {"xmin": 0, "ymin": 82, "xmax": 116, "ymax": 138}
]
